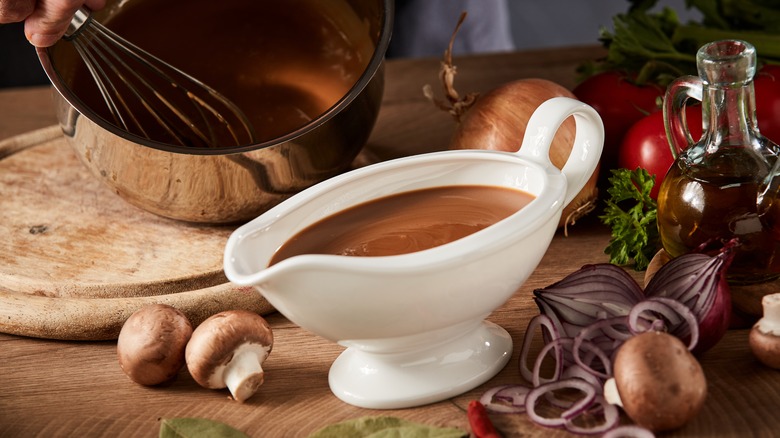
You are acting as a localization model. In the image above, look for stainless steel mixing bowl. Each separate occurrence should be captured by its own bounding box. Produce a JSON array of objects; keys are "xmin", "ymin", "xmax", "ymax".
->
[{"xmin": 37, "ymin": 0, "xmax": 392, "ymax": 224}]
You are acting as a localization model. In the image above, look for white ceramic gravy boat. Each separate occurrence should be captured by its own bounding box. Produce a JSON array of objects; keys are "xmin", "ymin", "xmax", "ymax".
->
[{"xmin": 224, "ymin": 97, "xmax": 603, "ymax": 409}]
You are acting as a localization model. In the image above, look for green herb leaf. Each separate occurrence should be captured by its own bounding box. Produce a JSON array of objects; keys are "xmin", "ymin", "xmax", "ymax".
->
[
  {"xmin": 159, "ymin": 417, "xmax": 248, "ymax": 438},
  {"xmin": 688, "ymin": 0, "xmax": 780, "ymax": 32},
  {"xmin": 582, "ymin": 0, "xmax": 780, "ymax": 86},
  {"xmin": 306, "ymin": 416, "xmax": 467, "ymax": 438},
  {"xmin": 599, "ymin": 7, "xmax": 696, "ymax": 85},
  {"xmin": 599, "ymin": 168, "xmax": 660, "ymax": 271}
]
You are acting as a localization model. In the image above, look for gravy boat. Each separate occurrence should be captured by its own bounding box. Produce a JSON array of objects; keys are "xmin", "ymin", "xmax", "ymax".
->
[{"xmin": 224, "ymin": 97, "xmax": 603, "ymax": 409}]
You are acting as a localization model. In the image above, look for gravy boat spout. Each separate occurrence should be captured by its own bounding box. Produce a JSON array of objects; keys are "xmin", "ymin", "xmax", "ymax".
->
[{"xmin": 224, "ymin": 97, "xmax": 603, "ymax": 409}]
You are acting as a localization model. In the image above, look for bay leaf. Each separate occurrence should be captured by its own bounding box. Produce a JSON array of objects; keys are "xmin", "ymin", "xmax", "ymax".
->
[
  {"xmin": 306, "ymin": 416, "xmax": 466, "ymax": 438},
  {"xmin": 159, "ymin": 417, "xmax": 249, "ymax": 438}
]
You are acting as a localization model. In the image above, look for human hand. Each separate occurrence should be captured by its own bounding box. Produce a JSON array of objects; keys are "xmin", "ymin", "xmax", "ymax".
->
[{"xmin": 0, "ymin": 0, "xmax": 106, "ymax": 47}]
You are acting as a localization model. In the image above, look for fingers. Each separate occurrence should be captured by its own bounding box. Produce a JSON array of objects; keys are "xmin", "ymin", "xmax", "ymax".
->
[
  {"xmin": 0, "ymin": 0, "xmax": 36, "ymax": 23},
  {"xmin": 83, "ymin": 0, "xmax": 104, "ymax": 11},
  {"xmin": 23, "ymin": 0, "xmax": 85, "ymax": 47}
]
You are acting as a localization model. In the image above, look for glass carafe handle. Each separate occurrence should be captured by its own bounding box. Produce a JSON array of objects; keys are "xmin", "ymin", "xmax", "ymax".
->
[{"xmin": 663, "ymin": 75, "xmax": 703, "ymax": 158}]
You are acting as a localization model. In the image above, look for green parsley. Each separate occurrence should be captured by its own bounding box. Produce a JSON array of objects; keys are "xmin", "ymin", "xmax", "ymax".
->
[{"xmin": 599, "ymin": 168, "xmax": 660, "ymax": 271}]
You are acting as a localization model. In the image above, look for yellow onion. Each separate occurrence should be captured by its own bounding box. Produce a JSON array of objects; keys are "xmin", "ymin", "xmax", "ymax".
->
[{"xmin": 424, "ymin": 13, "xmax": 600, "ymax": 230}]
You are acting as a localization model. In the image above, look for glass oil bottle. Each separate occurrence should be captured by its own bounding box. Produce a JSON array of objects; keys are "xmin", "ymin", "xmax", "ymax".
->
[{"xmin": 657, "ymin": 40, "xmax": 780, "ymax": 286}]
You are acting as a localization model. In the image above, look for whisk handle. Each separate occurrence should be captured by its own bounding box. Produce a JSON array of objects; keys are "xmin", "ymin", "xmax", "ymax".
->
[{"xmin": 64, "ymin": 7, "xmax": 93, "ymax": 41}]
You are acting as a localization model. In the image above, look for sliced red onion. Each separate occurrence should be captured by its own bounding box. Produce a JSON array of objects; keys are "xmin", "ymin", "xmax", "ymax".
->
[
  {"xmin": 536, "ymin": 343, "xmax": 600, "ymax": 412},
  {"xmin": 532, "ymin": 337, "xmax": 570, "ymax": 387},
  {"xmin": 571, "ymin": 316, "xmax": 630, "ymax": 365},
  {"xmin": 563, "ymin": 395, "xmax": 620, "ymax": 435},
  {"xmin": 572, "ymin": 334, "xmax": 612, "ymax": 380},
  {"xmin": 644, "ymin": 240, "xmax": 737, "ymax": 353},
  {"xmin": 598, "ymin": 316, "xmax": 633, "ymax": 342},
  {"xmin": 495, "ymin": 385, "xmax": 530, "ymax": 407},
  {"xmin": 519, "ymin": 314, "xmax": 561, "ymax": 383},
  {"xmin": 652, "ymin": 296, "xmax": 700, "ymax": 350},
  {"xmin": 626, "ymin": 300, "xmax": 674, "ymax": 334},
  {"xmin": 525, "ymin": 378, "xmax": 597, "ymax": 427},
  {"xmin": 601, "ymin": 424, "xmax": 656, "ymax": 438},
  {"xmin": 628, "ymin": 297, "xmax": 700, "ymax": 351},
  {"xmin": 561, "ymin": 364, "xmax": 603, "ymax": 393},
  {"xmin": 480, "ymin": 384, "xmax": 527, "ymax": 414}
]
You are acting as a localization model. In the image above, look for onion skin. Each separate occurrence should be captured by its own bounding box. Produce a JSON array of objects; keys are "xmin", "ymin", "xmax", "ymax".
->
[{"xmin": 449, "ymin": 79, "xmax": 600, "ymax": 228}]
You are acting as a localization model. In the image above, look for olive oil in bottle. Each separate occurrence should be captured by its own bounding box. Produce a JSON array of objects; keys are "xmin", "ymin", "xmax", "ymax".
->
[{"xmin": 657, "ymin": 39, "xmax": 780, "ymax": 285}]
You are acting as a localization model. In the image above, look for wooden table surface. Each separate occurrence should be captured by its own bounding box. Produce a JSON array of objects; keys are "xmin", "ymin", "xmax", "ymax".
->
[{"xmin": 1, "ymin": 46, "xmax": 778, "ymax": 438}]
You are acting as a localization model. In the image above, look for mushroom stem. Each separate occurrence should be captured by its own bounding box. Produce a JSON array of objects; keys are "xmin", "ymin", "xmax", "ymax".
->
[
  {"xmin": 223, "ymin": 343, "xmax": 270, "ymax": 402},
  {"xmin": 186, "ymin": 310, "xmax": 274, "ymax": 402},
  {"xmin": 750, "ymin": 293, "xmax": 780, "ymax": 369},
  {"xmin": 603, "ymin": 377, "xmax": 623, "ymax": 407},
  {"xmin": 757, "ymin": 294, "xmax": 780, "ymax": 335}
]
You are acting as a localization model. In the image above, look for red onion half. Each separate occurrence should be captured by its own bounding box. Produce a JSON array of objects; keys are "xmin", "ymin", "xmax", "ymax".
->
[
  {"xmin": 533, "ymin": 264, "xmax": 644, "ymax": 339},
  {"xmin": 644, "ymin": 239, "xmax": 737, "ymax": 353}
]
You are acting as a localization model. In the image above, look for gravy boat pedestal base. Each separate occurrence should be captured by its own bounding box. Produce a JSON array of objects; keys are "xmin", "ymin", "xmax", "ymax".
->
[{"xmin": 329, "ymin": 320, "xmax": 512, "ymax": 409}]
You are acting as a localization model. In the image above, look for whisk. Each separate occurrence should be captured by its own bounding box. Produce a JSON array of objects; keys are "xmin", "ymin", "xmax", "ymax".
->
[{"xmin": 63, "ymin": 7, "xmax": 256, "ymax": 148}]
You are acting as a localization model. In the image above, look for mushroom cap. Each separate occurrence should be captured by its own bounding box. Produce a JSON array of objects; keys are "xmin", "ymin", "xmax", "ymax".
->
[
  {"xmin": 117, "ymin": 304, "xmax": 193, "ymax": 386},
  {"xmin": 750, "ymin": 325, "xmax": 780, "ymax": 369},
  {"xmin": 613, "ymin": 331, "xmax": 707, "ymax": 432},
  {"xmin": 185, "ymin": 310, "xmax": 273, "ymax": 389}
]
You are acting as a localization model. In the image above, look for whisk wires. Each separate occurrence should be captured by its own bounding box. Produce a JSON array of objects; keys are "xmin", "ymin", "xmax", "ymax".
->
[{"xmin": 64, "ymin": 7, "xmax": 256, "ymax": 148}]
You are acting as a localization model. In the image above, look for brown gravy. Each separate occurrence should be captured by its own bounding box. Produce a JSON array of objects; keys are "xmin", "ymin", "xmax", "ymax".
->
[
  {"xmin": 269, "ymin": 185, "xmax": 536, "ymax": 265},
  {"xmin": 72, "ymin": 0, "xmax": 373, "ymax": 145}
]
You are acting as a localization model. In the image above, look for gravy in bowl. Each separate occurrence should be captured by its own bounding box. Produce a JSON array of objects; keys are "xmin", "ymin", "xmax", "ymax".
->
[
  {"xmin": 72, "ymin": 0, "xmax": 375, "ymax": 145},
  {"xmin": 269, "ymin": 185, "xmax": 535, "ymax": 264}
]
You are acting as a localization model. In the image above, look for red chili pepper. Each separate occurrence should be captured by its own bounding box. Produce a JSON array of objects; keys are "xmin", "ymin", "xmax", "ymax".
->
[{"xmin": 467, "ymin": 400, "xmax": 501, "ymax": 438}]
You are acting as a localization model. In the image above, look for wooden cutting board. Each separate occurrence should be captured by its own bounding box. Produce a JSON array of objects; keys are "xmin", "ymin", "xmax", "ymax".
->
[{"xmin": 0, "ymin": 126, "xmax": 274, "ymax": 340}]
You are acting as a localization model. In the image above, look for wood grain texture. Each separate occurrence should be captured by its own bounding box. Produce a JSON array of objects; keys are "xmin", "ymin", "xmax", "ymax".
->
[
  {"xmin": 0, "ymin": 135, "xmax": 235, "ymax": 299},
  {"xmin": 0, "ymin": 128, "xmax": 275, "ymax": 339},
  {"xmin": 0, "ymin": 284, "xmax": 273, "ymax": 340},
  {"xmin": 2, "ymin": 48, "xmax": 777, "ymax": 438}
]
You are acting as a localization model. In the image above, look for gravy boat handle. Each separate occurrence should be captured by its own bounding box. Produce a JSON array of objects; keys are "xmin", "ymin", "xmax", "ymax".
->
[{"xmin": 515, "ymin": 97, "xmax": 604, "ymax": 206}]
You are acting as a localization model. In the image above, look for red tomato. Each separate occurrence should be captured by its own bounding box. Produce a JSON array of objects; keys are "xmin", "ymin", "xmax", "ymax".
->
[
  {"xmin": 618, "ymin": 107, "xmax": 703, "ymax": 199},
  {"xmin": 573, "ymin": 71, "xmax": 663, "ymax": 171},
  {"xmin": 754, "ymin": 64, "xmax": 780, "ymax": 143}
]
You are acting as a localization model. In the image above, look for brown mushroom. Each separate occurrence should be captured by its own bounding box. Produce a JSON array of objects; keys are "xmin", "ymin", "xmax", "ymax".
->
[
  {"xmin": 116, "ymin": 304, "xmax": 193, "ymax": 386},
  {"xmin": 749, "ymin": 293, "xmax": 780, "ymax": 369},
  {"xmin": 185, "ymin": 310, "xmax": 273, "ymax": 402},
  {"xmin": 603, "ymin": 331, "xmax": 707, "ymax": 432}
]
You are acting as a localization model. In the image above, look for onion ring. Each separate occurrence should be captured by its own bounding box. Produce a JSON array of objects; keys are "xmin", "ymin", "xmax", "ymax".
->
[
  {"xmin": 628, "ymin": 297, "xmax": 700, "ymax": 350},
  {"xmin": 561, "ymin": 364, "xmax": 603, "ymax": 392},
  {"xmin": 563, "ymin": 395, "xmax": 620, "ymax": 435},
  {"xmin": 532, "ymin": 337, "xmax": 570, "ymax": 386},
  {"xmin": 479, "ymin": 384, "xmax": 526, "ymax": 414},
  {"xmin": 496, "ymin": 385, "xmax": 531, "ymax": 407},
  {"xmin": 520, "ymin": 314, "xmax": 561, "ymax": 383},
  {"xmin": 572, "ymin": 335, "xmax": 612, "ymax": 380},
  {"xmin": 525, "ymin": 378, "xmax": 597, "ymax": 427},
  {"xmin": 480, "ymin": 385, "xmax": 518, "ymax": 413},
  {"xmin": 601, "ymin": 424, "xmax": 656, "ymax": 438}
]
